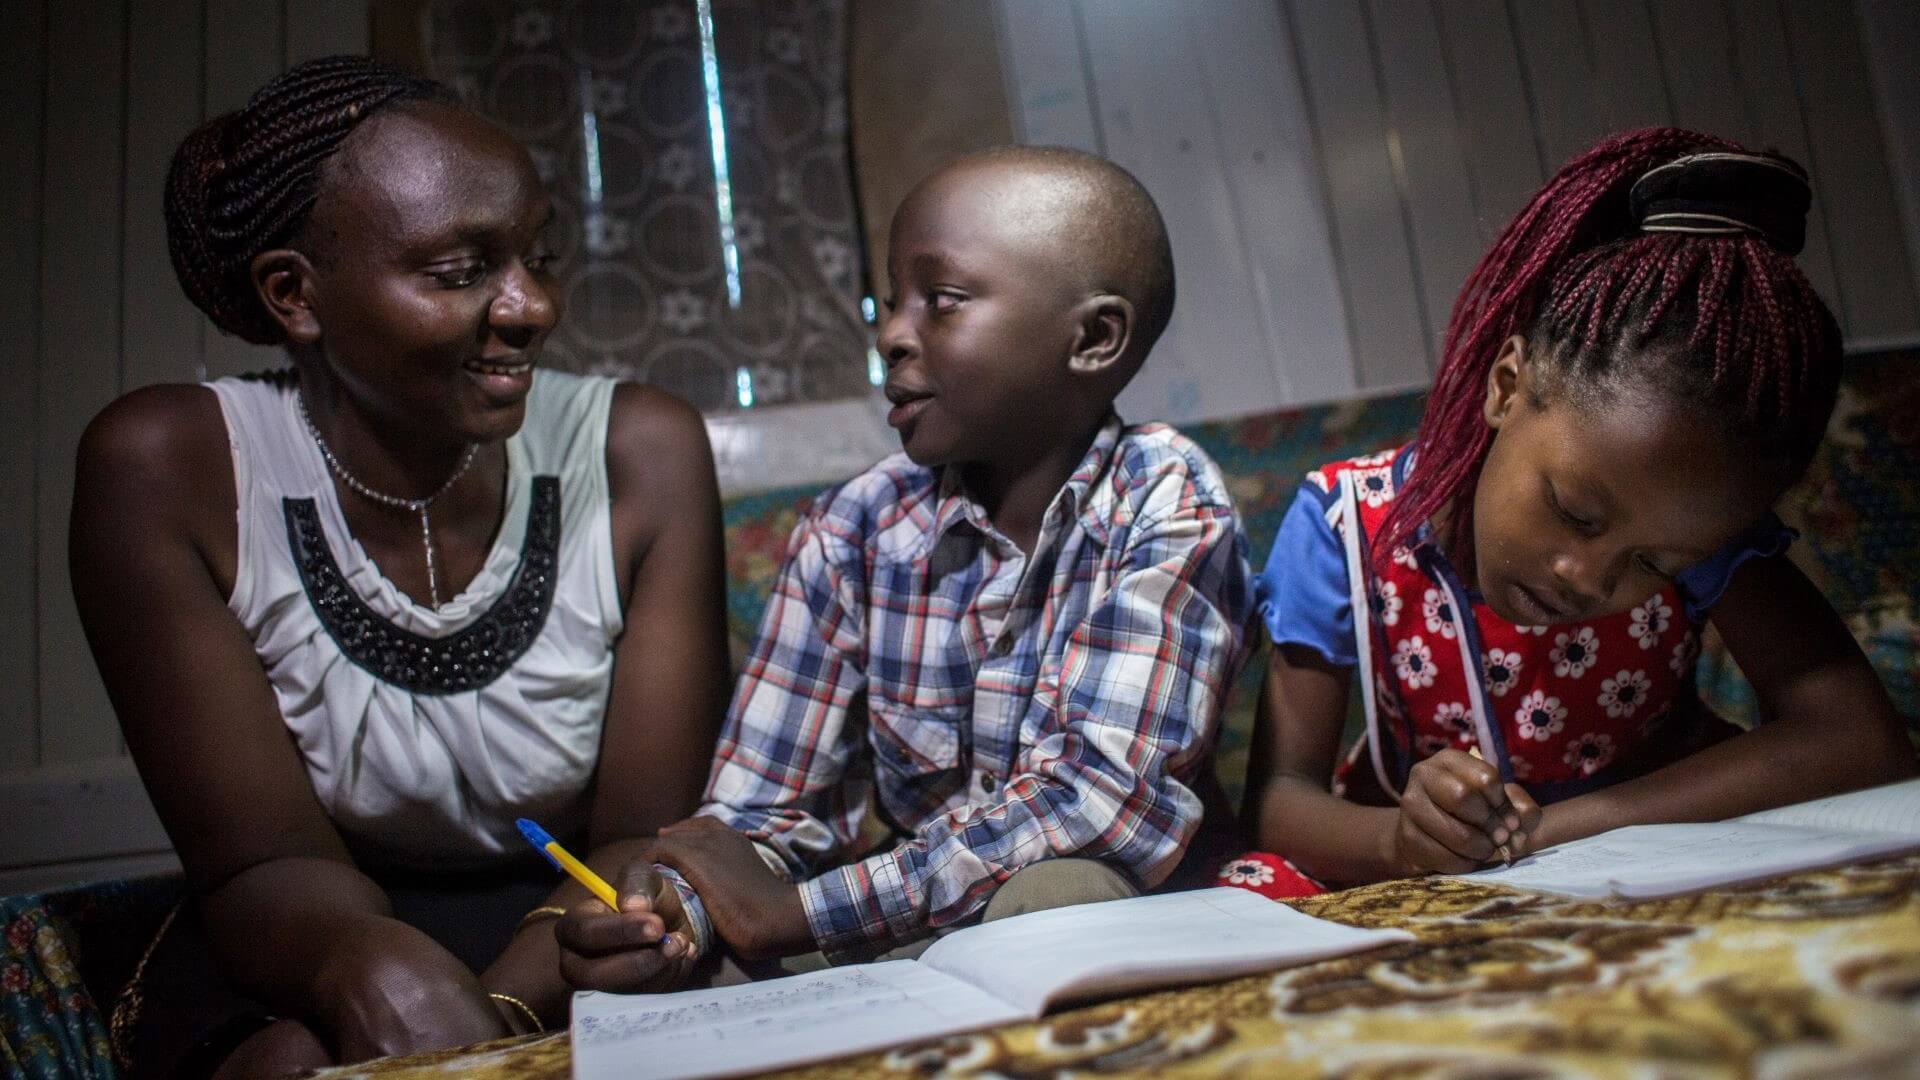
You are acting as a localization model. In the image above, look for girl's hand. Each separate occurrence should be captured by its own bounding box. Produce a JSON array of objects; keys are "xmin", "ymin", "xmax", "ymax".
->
[
  {"xmin": 1387, "ymin": 749, "xmax": 1540, "ymax": 875},
  {"xmin": 554, "ymin": 860, "xmax": 699, "ymax": 994}
]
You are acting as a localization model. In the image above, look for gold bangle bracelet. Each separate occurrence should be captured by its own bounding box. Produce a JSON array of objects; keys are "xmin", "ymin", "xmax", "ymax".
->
[
  {"xmin": 489, "ymin": 992, "xmax": 545, "ymax": 1034},
  {"xmin": 517, "ymin": 905, "xmax": 569, "ymax": 932}
]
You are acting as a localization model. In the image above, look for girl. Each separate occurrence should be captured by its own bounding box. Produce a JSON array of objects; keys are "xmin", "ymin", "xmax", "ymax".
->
[
  {"xmin": 71, "ymin": 57, "xmax": 729, "ymax": 1076},
  {"xmin": 1226, "ymin": 128, "xmax": 1916, "ymax": 897}
]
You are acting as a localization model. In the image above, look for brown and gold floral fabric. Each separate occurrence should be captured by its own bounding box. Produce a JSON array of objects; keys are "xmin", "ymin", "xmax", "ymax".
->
[{"xmin": 312, "ymin": 854, "xmax": 1920, "ymax": 1080}]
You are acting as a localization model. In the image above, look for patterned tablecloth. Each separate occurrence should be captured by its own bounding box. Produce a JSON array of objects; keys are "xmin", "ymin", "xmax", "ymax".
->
[{"xmin": 314, "ymin": 856, "xmax": 1920, "ymax": 1080}]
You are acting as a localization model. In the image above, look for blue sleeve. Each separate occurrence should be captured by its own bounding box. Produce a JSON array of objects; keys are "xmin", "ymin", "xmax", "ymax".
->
[
  {"xmin": 1254, "ymin": 481, "xmax": 1355, "ymax": 667},
  {"xmin": 1673, "ymin": 512, "xmax": 1797, "ymax": 621}
]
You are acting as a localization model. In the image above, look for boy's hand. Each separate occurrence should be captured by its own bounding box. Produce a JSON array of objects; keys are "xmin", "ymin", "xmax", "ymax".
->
[
  {"xmin": 553, "ymin": 861, "xmax": 699, "ymax": 993},
  {"xmin": 1387, "ymin": 749, "xmax": 1541, "ymax": 875},
  {"xmin": 649, "ymin": 816, "xmax": 812, "ymax": 961}
]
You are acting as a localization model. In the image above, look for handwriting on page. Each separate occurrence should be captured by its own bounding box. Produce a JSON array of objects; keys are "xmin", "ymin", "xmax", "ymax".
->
[{"xmin": 577, "ymin": 968, "xmax": 901, "ymax": 1047}]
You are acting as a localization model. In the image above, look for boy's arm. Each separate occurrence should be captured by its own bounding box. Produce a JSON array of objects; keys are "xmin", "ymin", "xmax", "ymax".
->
[
  {"xmin": 1534, "ymin": 554, "xmax": 1916, "ymax": 848},
  {"xmin": 799, "ymin": 491, "xmax": 1251, "ymax": 963},
  {"xmin": 696, "ymin": 500, "xmax": 874, "ymax": 884}
]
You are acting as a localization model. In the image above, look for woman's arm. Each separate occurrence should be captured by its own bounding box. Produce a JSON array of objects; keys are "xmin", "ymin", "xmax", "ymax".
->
[
  {"xmin": 1249, "ymin": 643, "xmax": 1530, "ymax": 884},
  {"xmin": 70, "ymin": 387, "xmax": 508, "ymax": 1061},
  {"xmin": 1534, "ymin": 554, "xmax": 1918, "ymax": 848},
  {"xmin": 483, "ymin": 384, "xmax": 731, "ymax": 1016}
]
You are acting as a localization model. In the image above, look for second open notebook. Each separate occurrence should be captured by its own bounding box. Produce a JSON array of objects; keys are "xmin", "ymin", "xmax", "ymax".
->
[
  {"xmin": 1458, "ymin": 776, "xmax": 1920, "ymax": 900},
  {"xmin": 571, "ymin": 886, "xmax": 1412, "ymax": 1080}
]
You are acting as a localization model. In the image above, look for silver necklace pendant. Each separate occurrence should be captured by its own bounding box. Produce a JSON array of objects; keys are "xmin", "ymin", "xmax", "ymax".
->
[{"xmin": 296, "ymin": 392, "xmax": 479, "ymax": 608}]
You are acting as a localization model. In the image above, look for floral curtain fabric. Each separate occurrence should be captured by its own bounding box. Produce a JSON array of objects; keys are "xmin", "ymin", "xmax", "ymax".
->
[{"xmin": 425, "ymin": 0, "xmax": 873, "ymax": 413}]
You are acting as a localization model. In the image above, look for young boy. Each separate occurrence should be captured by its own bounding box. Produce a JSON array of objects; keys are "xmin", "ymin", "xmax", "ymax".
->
[{"xmin": 557, "ymin": 146, "xmax": 1251, "ymax": 986}]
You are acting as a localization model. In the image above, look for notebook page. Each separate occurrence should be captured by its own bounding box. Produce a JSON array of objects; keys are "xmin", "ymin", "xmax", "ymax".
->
[
  {"xmin": 1735, "ymin": 777, "xmax": 1920, "ymax": 835},
  {"xmin": 570, "ymin": 962, "xmax": 1026, "ymax": 1080},
  {"xmin": 1462, "ymin": 820, "xmax": 1917, "ymax": 899},
  {"xmin": 918, "ymin": 887, "xmax": 1413, "ymax": 1017}
]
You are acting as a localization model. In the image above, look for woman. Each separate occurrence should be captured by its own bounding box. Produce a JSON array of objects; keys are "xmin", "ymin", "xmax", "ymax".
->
[{"xmin": 70, "ymin": 56, "xmax": 729, "ymax": 1077}]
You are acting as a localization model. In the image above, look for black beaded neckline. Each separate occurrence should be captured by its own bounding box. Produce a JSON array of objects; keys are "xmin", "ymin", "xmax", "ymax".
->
[{"xmin": 282, "ymin": 476, "xmax": 561, "ymax": 695}]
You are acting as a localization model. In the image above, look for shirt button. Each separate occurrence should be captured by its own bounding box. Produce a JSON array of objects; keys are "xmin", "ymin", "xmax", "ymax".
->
[
  {"xmin": 990, "ymin": 637, "xmax": 1012, "ymax": 658},
  {"xmin": 979, "ymin": 773, "xmax": 996, "ymax": 793}
]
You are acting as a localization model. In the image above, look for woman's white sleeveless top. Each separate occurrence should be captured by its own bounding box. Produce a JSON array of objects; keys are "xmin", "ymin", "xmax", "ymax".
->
[{"xmin": 209, "ymin": 370, "xmax": 624, "ymax": 868}]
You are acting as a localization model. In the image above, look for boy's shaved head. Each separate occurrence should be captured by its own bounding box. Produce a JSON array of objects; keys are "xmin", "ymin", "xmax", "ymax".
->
[{"xmin": 922, "ymin": 145, "xmax": 1176, "ymax": 359}]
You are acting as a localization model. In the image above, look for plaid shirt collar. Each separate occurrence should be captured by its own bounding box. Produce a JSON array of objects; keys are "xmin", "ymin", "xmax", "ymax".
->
[{"xmin": 895, "ymin": 412, "xmax": 1125, "ymax": 563}]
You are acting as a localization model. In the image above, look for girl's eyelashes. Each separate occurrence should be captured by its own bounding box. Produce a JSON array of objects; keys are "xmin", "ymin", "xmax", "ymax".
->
[
  {"xmin": 1546, "ymin": 483, "xmax": 1600, "ymax": 535},
  {"xmin": 431, "ymin": 262, "xmax": 486, "ymax": 288},
  {"xmin": 927, "ymin": 289, "xmax": 966, "ymax": 312},
  {"xmin": 1635, "ymin": 553, "xmax": 1674, "ymax": 580}
]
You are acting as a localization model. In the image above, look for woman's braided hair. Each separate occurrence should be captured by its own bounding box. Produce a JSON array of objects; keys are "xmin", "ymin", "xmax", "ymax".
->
[
  {"xmin": 163, "ymin": 54, "xmax": 452, "ymax": 344},
  {"xmin": 1373, "ymin": 127, "xmax": 1843, "ymax": 573}
]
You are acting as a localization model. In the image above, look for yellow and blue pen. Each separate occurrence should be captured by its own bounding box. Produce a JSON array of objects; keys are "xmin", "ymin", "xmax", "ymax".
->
[{"xmin": 517, "ymin": 818, "xmax": 621, "ymax": 911}]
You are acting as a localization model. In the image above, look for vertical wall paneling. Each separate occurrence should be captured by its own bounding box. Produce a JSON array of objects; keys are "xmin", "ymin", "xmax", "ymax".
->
[
  {"xmin": 0, "ymin": 0, "xmax": 48, "ymax": 767},
  {"xmin": 1075, "ymin": 2, "xmax": 1286, "ymax": 422},
  {"xmin": 1577, "ymin": 0, "xmax": 1673, "ymax": 132},
  {"xmin": 1285, "ymin": 0, "xmax": 1427, "ymax": 388},
  {"xmin": 1189, "ymin": 0, "xmax": 1355, "ymax": 405},
  {"xmin": 1367, "ymin": 0, "xmax": 1482, "ymax": 369},
  {"xmin": 201, "ymin": 0, "xmax": 287, "ymax": 379},
  {"xmin": 285, "ymin": 0, "xmax": 369, "ymax": 64},
  {"xmin": 1724, "ymin": 2, "xmax": 1844, "ymax": 322},
  {"xmin": 1783, "ymin": 0, "xmax": 1920, "ymax": 344},
  {"xmin": 1508, "ymin": 0, "xmax": 1606, "ymax": 169},
  {"xmin": 123, "ymin": 0, "xmax": 208, "ymax": 396},
  {"xmin": 992, "ymin": 0, "xmax": 1101, "ymax": 153},
  {"xmin": 37, "ymin": 0, "xmax": 127, "ymax": 764},
  {"xmin": 1859, "ymin": 0, "xmax": 1920, "ymax": 298},
  {"xmin": 1648, "ymin": 0, "xmax": 1750, "ymax": 145},
  {"xmin": 1433, "ymin": 0, "xmax": 1543, "ymax": 239}
]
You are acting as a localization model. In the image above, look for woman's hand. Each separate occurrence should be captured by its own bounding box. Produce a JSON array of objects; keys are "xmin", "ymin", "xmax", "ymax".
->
[
  {"xmin": 554, "ymin": 860, "xmax": 699, "ymax": 993},
  {"xmin": 1386, "ymin": 749, "xmax": 1541, "ymax": 875}
]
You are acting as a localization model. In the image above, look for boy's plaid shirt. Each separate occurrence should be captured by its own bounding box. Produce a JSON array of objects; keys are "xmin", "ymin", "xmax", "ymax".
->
[{"xmin": 692, "ymin": 416, "xmax": 1252, "ymax": 962}]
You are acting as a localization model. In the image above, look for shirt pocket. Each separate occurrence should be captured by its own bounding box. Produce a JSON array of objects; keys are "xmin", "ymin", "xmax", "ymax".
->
[{"xmin": 867, "ymin": 698, "xmax": 967, "ymax": 809}]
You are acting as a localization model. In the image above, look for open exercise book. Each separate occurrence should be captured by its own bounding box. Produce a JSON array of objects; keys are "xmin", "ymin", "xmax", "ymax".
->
[
  {"xmin": 570, "ymin": 887, "xmax": 1411, "ymax": 1080},
  {"xmin": 1460, "ymin": 776, "xmax": 1920, "ymax": 900}
]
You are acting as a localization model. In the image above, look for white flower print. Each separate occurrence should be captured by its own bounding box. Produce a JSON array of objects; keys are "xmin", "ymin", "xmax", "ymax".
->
[
  {"xmin": 1352, "ymin": 450, "xmax": 1395, "ymax": 467},
  {"xmin": 766, "ymin": 27, "xmax": 804, "ymax": 64},
  {"xmin": 511, "ymin": 8, "xmax": 553, "ymax": 48},
  {"xmin": 1353, "ymin": 466, "xmax": 1394, "ymax": 508},
  {"xmin": 1393, "ymin": 636, "xmax": 1436, "ymax": 690},
  {"xmin": 812, "ymin": 236, "xmax": 853, "ymax": 283},
  {"xmin": 588, "ymin": 75, "xmax": 629, "ymax": 117},
  {"xmin": 1514, "ymin": 623, "xmax": 1549, "ymax": 636},
  {"xmin": 583, "ymin": 213, "xmax": 631, "ymax": 258},
  {"xmin": 1370, "ymin": 580, "xmax": 1402, "ymax": 627},
  {"xmin": 650, "ymin": 5, "xmax": 691, "ymax": 40},
  {"xmin": 1422, "ymin": 588, "xmax": 1458, "ymax": 640},
  {"xmin": 1563, "ymin": 733, "xmax": 1616, "ymax": 776},
  {"xmin": 1391, "ymin": 544, "xmax": 1419, "ymax": 570},
  {"xmin": 658, "ymin": 288, "xmax": 708, "ymax": 335},
  {"xmin": 1629, "ymin": 594, "xmax": 1673, "ymax": 650},
  {"xmin": 1217, "ymin": 859, "xmax": 1275, "ymax": 888},
  {"xmin": 1598, "ymin": 669, "xmax": 1653, "ymax": 718},
  {"xmin": 1482, "ymin": 648, "xmax": 1523, "ymax": 698},
  {"xmin": 733, "ymin": 210, "xmax": 766, "ymax": 256},
  {"xmin": 658, "ymin": 144, "xmax": 700, "ymax": 191},
  {"xmin": 1670, "ymin": 632, "xmax": 1700, "ymax": 677},
  {"xmin": 1513, "ymin": 690, "xmax": 1566, "ymax": 742},
  {"xmin": 1432, "ymin": 702, "xmax": 1473, "ymax": 739},
  {"xmin": 1550, "ymin": 627, "xmax": 1600, "ymax": 679}
]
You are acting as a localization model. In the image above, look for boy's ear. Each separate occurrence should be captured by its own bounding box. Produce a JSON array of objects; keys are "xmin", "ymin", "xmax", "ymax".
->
[
  {"xmin": 1482, "ymin": 335, "xmax": 1527, "ymax": 429},
  {"xmin": 1066, "ymin": 294, "xmax": 1134, "ymax": 376},
  {"xmin": 251, "ymin": 248, "xmax": 322, "ymax": 345}
]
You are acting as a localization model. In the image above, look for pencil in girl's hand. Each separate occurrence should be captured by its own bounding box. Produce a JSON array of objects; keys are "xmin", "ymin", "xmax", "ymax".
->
[{"xmin": 1466, "ymin": 746, "xmax": 1515, "ymax": 865}]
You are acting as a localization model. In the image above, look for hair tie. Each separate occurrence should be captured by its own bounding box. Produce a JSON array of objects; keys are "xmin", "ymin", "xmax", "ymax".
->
[{"xmin": 1630, "ymin": 150, "xmax": 1812, "ymax": 255}]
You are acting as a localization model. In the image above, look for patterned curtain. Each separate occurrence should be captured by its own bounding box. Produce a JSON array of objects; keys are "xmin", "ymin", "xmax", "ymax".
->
[{"xmin": 423, "ymin": 0, "xmax": 873, "ymax": 413}]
